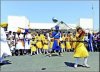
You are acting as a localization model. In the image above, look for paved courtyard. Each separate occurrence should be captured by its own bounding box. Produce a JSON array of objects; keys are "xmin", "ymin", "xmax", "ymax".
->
[{"xmin": 0, "ymin": 52, "xmax": 99, "ymax": 72}]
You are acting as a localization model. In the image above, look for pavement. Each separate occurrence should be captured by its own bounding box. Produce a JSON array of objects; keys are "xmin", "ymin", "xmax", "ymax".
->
[{"xmin": 0, "ymin": 52, "xmax": 99, "ymax": 72}]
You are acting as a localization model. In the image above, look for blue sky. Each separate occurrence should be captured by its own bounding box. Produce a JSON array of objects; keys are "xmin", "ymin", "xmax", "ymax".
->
[{"xmin": 1, "ymin": 0, "xmax": 99, "ymax": 31}]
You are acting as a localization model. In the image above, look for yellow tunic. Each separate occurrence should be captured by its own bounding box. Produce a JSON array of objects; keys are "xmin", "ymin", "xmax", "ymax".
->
[
  {"xmin": 66, "ymin": 42, "xmax": 71, "ymax": 49},
  {"xmin": 30, "ymin": 41, "xmax": 37, "ymax": 52},
  {"xmin": 61, "ymin": 43, "xmax": 65, "ymax": 49},
  {"xmin": 35, "ymin": 35, "xmax": 38, "ymax": 41},
  {"xmin": 71, "ymin": 37, "xmax": 76, "ymax": 49},
  {"xmin": 40, "ymin": 34, "xmax": 45, "ymax": 41},
  {"xmin": 65, "ymin": 36, "xmax": 71, "ymax": 49},
  {"xmin": 70, "ymin": 36, "xmax": 73, "ymax": 49},
  {"xmin": 62, "ymin": 36, "xmax": 65, "ymax": 41},
  {"xmin": 73, "ymin": 35, "xmax": 89, "ymax": 58},
  {"xmin": 43, "ymin": 39, "xmax": 48, "ymax": 50},
  {"xmin": 36, "ymin": 36, "xmax": 43, "ymax": 49},
  {"xmin": 31, "ymin": 45, "xmax": 37, "ymax": 52},
  {"xmin": 50, "ymin": 41, "xmax": 53, "ymax": 49}
]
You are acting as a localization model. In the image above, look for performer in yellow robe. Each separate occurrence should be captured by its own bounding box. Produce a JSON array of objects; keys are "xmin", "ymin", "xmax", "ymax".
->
[
  {"xmin": 50, "ymin": 38, "xmax": 54, "ymax": 48},
  {"xmin": 40, "ymin": 34, "xmax": 45, "ymax": 42},
  {"xmin": 30, "ymin": 39, "xmax": 37, "ymax": 55},
  {"xmin": 62, "ymin": 34, "xmax": 66, "ymax": 52},
  {"xmin": 62, "ymin": 35, "xmax": 65, "ymax": 41},
  {"xmin": 70, "ymin": 35, "xmax": 76, "ymax": 52},
  {"xmin": 49, "ymin": 38, "xmax": 54, "ymax": 53},
  {"xmin": 71, "ymin": 37, "xmax": 76, "ymax": 49},
  {"xmin": 73, "ymin": 27, "xmax": 90, "ymax": 68},
  {"xmin": 70, "ymin": 33, "xmax": 74, "ymax": 51},
  {"xmin": 65, "ymin": 34, "xmax": 71, "ymax": 52},
  {"xmin": 43, "ymin": 38, "xmax": 49, "ymax": 54},
  {"xmin": 36, "ymin": 34, "xmax": 43, "ymax": 54},
  {"xmin": 60, "ymin": 41, "xmax": 65, "ymax": 52},
  {"xmin": 35, "ymin": 33, "xmax": 39, "ymax": 41}
]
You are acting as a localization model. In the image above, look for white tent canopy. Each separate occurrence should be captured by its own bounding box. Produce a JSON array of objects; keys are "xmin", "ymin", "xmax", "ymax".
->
[
  {"xmin": 30, "ymin": 23, "xmax": 76, "ymax": 30},
  {"xmin": 52, "ymin": 23, "xmax": 77, "ymax": 30},
  {"xmin": 29, "ymin": 22, "xmax": 77, "ymax": 30},
  {"xmin": 68, "ymin": 24, "xmax": 77, "ymax": 29},
  {"xmin": 29, "ymin": 23, "xmax": 57, "ymax": 29},
  {"xmin": 7, "ymin": 16, "xmax": 77, "ymax": 31}
]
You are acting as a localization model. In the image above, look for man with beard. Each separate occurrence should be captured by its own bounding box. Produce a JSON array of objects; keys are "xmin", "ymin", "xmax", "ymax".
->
[{"xmin": 49, "ymin": 25, "xmax": 62, "ymax": 57}]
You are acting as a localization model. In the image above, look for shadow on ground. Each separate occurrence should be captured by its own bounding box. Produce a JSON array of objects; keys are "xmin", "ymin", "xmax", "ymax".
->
[
  {"xmin": 0, "ymin": 60, "xmax": 12, "ymax": 66},
  {"xmin": 64, "ymin": 62, "xmax": 83, "ymax": 67}
]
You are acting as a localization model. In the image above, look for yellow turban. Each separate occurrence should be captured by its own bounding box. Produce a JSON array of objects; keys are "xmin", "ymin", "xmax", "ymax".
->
[{"xmin": 0, "ymin": 22, "xmax": 8, "ymax": 28}]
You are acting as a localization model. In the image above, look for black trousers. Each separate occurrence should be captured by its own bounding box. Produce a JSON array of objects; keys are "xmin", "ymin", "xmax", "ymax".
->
[
  {"xmin": 15, "ymin": 49, "xmax": 24, "ymax": 56},
  {"xmin": 97, "ymin": 41, "xmax": 100, "ymax": 52}
]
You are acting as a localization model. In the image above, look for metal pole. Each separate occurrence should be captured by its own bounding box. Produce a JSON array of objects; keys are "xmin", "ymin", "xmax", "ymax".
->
[
  {"xmin": 92, "ymin": 3, "xmax": 94, "ymax": 33},
  {"xmin": 99, "ymin": 1, "xmax": 100, "ymax": 32}
]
